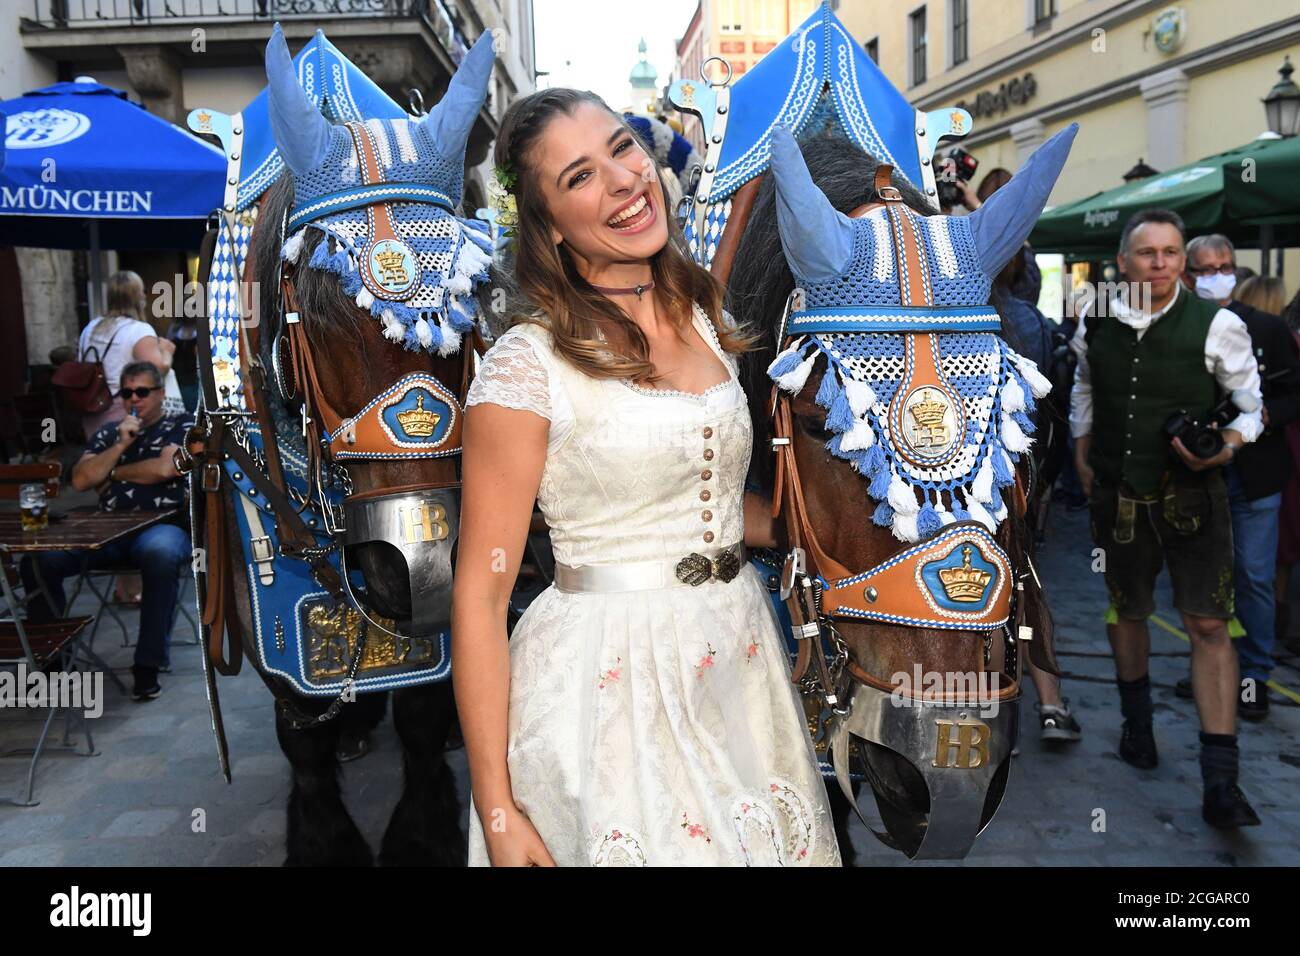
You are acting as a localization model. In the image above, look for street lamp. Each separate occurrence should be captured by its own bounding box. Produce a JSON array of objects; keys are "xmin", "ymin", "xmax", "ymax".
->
[
  {"xmin": 1263, "ymin": 56, "xmax": 1300, "ymax": 138},
  {"xmin": 1121, "ymin": 158, "xmax": 1159, "ymax": 183}
]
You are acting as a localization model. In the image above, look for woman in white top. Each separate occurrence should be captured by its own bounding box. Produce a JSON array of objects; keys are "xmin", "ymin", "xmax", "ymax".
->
[
  {"xmin": 78, "ymin": 270, "xmax": 177, "ymax": 435},
  {"xmin": 454, "ymin": 89, "xmax": 841, "ymax": 867}
]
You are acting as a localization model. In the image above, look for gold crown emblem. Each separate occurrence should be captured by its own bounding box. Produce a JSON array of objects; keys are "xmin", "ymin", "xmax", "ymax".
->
[
  {"xmin": 950, "ymin": 110, "xmax": 965, "ymax": 135},
  {"xmin": 374, "ymin": 247, "xmax": 410, "ymax": 287},
  {"xmin": 939, "ymin": 545, "xmax": 992, "ymax": 603},
  {"xmin": 196, "ymin": 110, "xmax": 212, "ymax": 129},
  {"xmin": 396, "ymin": 392, "xmax": 440, "ymax": 438},
  {"xmin": 908, "ymin": 390, "xmax": 948, "ymax": 429}
]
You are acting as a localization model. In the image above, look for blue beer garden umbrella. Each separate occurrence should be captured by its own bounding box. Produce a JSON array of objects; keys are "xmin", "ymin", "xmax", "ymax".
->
[{"xmin": 0, "ymin": 79, "xmax": 225, "ymax": 252}]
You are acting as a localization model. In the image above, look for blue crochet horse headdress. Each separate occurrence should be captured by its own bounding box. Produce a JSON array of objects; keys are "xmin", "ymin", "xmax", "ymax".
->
[
  {"xmin": 266, "ymin": 23, "xmax": 495, "ymax": 356},
  {"xmin": 766, "ymin": 122, "xmax": 1078, "ymax": 543}
]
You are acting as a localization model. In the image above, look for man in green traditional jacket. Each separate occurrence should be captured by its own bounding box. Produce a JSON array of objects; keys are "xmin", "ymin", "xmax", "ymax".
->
[{"xmin": 1069, "ymin": 209, "xmax": 1264, "ymax": 830}]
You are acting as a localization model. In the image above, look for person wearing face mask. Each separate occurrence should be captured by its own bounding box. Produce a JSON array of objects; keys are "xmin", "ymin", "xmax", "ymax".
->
[
  {"xmin": 1070, "ymin": 210, "xmax": 1264, "ymax": 829},
  {"xmin": 1179, "ymin": 235, "xmax": 1300, "ymax": 723}
]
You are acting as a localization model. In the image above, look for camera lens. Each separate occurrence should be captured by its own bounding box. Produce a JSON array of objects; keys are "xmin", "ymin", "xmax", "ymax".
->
[{"xmin": 1193, "ymin": 429, "xmax": 1223, "ymax": 458}]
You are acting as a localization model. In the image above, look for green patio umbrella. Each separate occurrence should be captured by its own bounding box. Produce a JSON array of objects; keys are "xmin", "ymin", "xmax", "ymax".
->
[
  {"xmin": 1029, "ymin": 136, "xmax": 1300, "ymax": 260},
  {"xmin": 1222, "ymin": 133, "xmax": 1300, "ymax": 227}
]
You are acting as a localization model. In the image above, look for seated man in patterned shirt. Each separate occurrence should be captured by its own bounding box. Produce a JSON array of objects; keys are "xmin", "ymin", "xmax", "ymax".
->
[{"xmin": 24, "ymin": 361, "xmax": 194, "ymax": 701}]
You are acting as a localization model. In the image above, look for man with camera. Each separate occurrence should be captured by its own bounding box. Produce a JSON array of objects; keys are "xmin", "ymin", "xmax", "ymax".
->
[
  {"xmin": 1181, "ymin": 234, "xmax": 1300, "ymax": 723},
  {"xmin": 1070, "ymin": 210, "xmax": 1263, "ymax": 829}
]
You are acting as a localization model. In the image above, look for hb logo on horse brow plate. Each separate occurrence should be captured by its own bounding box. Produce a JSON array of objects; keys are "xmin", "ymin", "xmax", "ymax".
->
[
  {"xmin": 401, "ymin": 502, "xmax": 450, "ymax": 545},
  {"xmin": 933, "ymin": 719, "xmax": 991, "ymax": 769},
  {"xmin": 367, "ymin": 238, "xmax": 420, "ymax": 299},
  {"xmin": 901, "ymin": 387, "xmax": 959, "ymax": 457}
]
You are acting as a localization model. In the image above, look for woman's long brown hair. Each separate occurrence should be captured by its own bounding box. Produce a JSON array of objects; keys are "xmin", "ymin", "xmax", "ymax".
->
[{"xmin": 494, "ymin": 87, "xmax": 757, "ymax": 383}]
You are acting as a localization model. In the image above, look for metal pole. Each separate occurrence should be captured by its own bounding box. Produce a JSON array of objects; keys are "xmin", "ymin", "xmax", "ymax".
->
[
  {"xmin": 1259, "ymin": 224, "xmax": 1274, "ymax": 278},
  {"xmin": 88, "ymin": 218, "xmax": 103, "ymax": 317}
]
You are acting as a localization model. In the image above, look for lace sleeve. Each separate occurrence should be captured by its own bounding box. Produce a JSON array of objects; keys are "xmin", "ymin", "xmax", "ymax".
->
[
  {"xmin": 466, "ymin": 329, "xmax": 552, "ymax": 420},
  {"xmin": 713, "ymin": 307, "xmax": 740, "ymax": 375}
]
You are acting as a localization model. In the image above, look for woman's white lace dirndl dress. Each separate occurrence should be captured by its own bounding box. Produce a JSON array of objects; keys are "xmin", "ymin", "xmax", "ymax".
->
[{"xmin": 464, "ymin": 303, "xmax": 841, "ymax": 867}]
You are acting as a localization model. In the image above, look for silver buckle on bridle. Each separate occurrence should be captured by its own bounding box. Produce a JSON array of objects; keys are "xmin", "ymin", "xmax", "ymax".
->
[{"xmin": 780, "ymin": 546, "xmax": 805, "ymax": 602}]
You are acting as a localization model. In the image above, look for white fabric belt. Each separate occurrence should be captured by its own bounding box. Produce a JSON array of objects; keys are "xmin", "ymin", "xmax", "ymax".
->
[{"xmin": 553, "ymin": 543, "xmax": 747, "ymax": 594}]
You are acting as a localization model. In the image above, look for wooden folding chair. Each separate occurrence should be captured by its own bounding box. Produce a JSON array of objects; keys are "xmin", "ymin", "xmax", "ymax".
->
[{"xmin": 0, "ymin": 462, "xmax": 100, "ymax": 806}]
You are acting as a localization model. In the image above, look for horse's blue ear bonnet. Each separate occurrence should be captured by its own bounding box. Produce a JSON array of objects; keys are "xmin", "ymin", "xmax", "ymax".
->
[
  {"xmin": 767, "ymin": 122, "xmax": 1078, "ymax": 543},
  {"xmin": 266, "ymin": 23, "xmax": 495, "ymax": 356}
]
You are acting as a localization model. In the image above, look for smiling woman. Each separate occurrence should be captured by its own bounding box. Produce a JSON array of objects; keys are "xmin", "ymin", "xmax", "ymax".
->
[
  {"xmin": 451, "ymin": 87, "xmax": 842, "ymax": 867},
  {"xmin": 486, "ymin": 88, "xmax": 751, "ymax": 384}
]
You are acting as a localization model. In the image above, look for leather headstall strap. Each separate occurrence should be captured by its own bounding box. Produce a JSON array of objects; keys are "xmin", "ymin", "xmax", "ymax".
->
[
  {"xmin": 227, "ymin": 223, "xmax": 340, "ymax": 600},
  {"xmin": 238, "ymin": 226, "xmax": 287, "ymax": 496},
  {"xmin": 770, "ymin": 390, "xmax": 851, "ymax": 697},
  {"xmin": 235, "ymin": 270, "xmax": 343, "ymax": 596}
]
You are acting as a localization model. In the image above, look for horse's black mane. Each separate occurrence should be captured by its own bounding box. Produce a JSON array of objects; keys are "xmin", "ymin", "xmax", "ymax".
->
[{"xmin": 729, "ymin": 133, "xmax": 1028, "ymax": 496}]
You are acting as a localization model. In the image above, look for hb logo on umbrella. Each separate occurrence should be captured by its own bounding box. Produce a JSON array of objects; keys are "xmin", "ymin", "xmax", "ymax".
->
[{"xmin": 6, "ymin": 108, "xmax": 92, "ymax": 149}]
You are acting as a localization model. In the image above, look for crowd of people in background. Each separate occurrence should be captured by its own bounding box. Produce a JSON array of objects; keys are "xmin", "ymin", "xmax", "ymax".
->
[{"xmin": 945, "ymin": 154, "xmax": 1299, "ymax": 827}]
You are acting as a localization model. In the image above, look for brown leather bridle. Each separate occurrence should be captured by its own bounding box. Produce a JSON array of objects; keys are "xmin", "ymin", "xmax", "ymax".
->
[{"xmin": 273, "ymin": 267, "xmax": 481, "ymax": 516}]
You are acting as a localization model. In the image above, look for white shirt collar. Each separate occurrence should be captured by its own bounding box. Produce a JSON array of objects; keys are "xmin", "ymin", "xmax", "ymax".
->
[{"xmin": 1112, "ymin": 281, "xmax": 1180, "ymax": 332}]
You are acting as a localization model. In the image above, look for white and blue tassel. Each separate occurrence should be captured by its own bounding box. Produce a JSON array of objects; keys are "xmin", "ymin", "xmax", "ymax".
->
[
  {"xmin": 769, "ymin": 337, "xmax": 817, "ymax": 393},
  {"xmin": 1010, "ymin": 351, "xmax": 1052, "ymax": 399}
]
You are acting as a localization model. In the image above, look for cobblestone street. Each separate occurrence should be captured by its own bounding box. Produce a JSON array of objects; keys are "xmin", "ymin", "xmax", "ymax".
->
[{"xmin": 1, "ymin": 501, "xmax": 1296, "ymax": 867}]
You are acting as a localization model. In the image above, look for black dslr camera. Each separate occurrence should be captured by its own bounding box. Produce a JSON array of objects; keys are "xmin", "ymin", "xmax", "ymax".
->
[
  {"xmin": 1163, "ymin": 389, "xmax": 1261, "ymax": 460},
  {"xmin": 936, "ymin": 147, "xmax": 979, "ymax": 209}
]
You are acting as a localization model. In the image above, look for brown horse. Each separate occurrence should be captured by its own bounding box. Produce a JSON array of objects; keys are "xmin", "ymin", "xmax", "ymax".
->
[
  {"xmin": 729, "ymin": 131, "xmax": 1061, "ymax": 860},
  {"xmin": 187, "ymin": 177, "xmax": 477, "ymax": 866},
  {"xmin": 188, "ymin": 25, "xmax": 498, "ymax": 866}
]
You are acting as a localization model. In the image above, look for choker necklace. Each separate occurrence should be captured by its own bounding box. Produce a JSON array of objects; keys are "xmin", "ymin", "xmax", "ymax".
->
[{"xmin": 591, "ymin": 279, "xmax": 655, "ymax": 301}]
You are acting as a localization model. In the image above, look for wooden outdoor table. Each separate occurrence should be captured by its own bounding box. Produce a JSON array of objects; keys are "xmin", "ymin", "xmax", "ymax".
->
[
  {"xmin": 0, "ymin": 508, "xmax": 176, "ymax": 555},
  {"xmin": 0, "ymin": 509, "xmax": 180, "ymax": 806},
  {"xmin": 0, "ymin": 507, "xmax": 182, "ymax": 696}
]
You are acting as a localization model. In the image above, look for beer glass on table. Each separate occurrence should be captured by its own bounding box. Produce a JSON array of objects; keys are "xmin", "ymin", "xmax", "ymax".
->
[{"xmin": 19, "ymin": 482, "xmax": 49, "ymax": 532}]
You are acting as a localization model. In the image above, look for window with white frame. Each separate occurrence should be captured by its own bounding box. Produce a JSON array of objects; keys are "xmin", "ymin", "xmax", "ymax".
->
[
  {"xmin": 910, "ymin": 6, "xmax": 928, "ymax": 87},
  {"xmin": 950, "ymin": 0, "xmax": 968, "ymax": 66}
]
